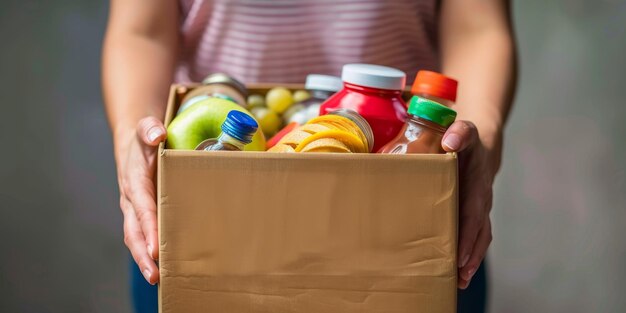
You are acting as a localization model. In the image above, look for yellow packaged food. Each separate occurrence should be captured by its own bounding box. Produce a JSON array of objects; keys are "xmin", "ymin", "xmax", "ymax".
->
[
  {"xmin": 299, "ymin": 138, "xmax": 351, "ymax": 153},
  {"xmin": 295, "ymin": 130, "xmax": 366, "ymax": 153}
]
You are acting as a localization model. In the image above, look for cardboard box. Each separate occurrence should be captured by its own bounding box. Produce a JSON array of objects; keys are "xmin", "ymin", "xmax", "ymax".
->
[{"xmin": 158, "ymin": 85, "xmax": 458, "ymax": 313}]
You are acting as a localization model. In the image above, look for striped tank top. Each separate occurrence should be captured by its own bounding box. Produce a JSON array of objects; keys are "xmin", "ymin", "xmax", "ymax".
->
[{"xmin": 176, "ymin": 0, "xmax": 439, "ymax": 85}]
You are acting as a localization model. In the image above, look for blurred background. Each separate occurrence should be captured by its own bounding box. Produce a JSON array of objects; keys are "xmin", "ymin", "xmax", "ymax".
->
[{"xmin": 1, "ymin": 1, "xmax": 625, "ymax": 312}]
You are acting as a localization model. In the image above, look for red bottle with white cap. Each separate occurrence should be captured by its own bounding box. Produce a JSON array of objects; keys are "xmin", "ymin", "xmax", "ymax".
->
[{"xmin": 319, "ymin": 64, "xmax": 407, "ymax": 151}]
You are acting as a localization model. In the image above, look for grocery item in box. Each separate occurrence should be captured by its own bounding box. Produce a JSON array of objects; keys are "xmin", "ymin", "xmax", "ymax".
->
[
  {"xmin": 379, "ymin": 96, "xmax": 457, "ymax": 154},
  {"xmin": 411, "ymin": 70, "xmax": 458, "ymax": 108},
  {"xmin": 266, "ymin": 121, "xmax": 299, "ymax": 150},
  {"xmin": 166, "ymin": 97, "xmax": 266, "ymax": 151},
  {"xmin": 269, "ymin": 109, "xmax": 373, "ymax": 153},
  {"xmin": 196, "ymin": 110, "xmax": 258, "ymax": 151},
  {"xmin": 320, "ymin": 64, "xmax": 408, "ymax": 151},
  {"xmin": 266, "ymin": 87, "xmax": 294, "ymax": 114},
  {"xmin": 250, "ymin": 106, "xmax": 282, "ymax": 138},
  {"xmin": 283, "ymin": 74, "xmax": 343, "ymax": 125},
  {"xmin": 178, "ymin": 73, "xmax": 248, "ymax": 113}
]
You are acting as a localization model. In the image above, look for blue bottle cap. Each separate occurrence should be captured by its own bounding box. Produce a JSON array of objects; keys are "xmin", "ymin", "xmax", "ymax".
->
[{"xmin": 221, "ymin": 110, "xmax": 258, "ymax": 144}]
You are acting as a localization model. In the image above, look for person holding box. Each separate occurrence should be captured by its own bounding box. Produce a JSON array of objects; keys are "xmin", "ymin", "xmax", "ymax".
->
[{"xmin": 102, "ymin": 1, "xmax": 516, "ymax": 312}]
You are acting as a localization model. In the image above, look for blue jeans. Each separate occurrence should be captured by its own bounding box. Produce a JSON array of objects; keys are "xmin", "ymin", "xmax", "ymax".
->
[
  {"xmin": 131, "ymin": 260, "xmax": 487, "ymax": 313},
  {"xmin": 458, "ymin": 260, "xmax": 487, "ymax": 313},
  {"xmin": 130, "ymin": 260, "xmax": 158, "ymax": 313}
]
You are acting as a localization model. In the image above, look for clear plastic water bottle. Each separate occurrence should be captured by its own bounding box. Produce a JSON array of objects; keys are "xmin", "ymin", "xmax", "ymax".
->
[{"xmin": 195, "ymin": 111, "xmax": 259, "ymax": 151}]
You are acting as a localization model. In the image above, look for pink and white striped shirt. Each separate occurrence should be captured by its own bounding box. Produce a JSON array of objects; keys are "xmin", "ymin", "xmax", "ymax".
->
[{"xmin": 176, "ymin": 0, "xmax": 439, "ymax": 85}]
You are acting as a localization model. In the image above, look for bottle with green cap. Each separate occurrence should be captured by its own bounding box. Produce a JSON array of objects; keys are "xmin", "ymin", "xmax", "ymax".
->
[{"xmin": 378, "ymin": 96, "xmax": 457, "ymax": 154}]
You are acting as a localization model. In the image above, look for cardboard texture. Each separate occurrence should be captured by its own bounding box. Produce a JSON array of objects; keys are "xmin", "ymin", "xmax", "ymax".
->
[{"xmin": 158, "ymin": 85, "xmax": 458, "ymax": 313}]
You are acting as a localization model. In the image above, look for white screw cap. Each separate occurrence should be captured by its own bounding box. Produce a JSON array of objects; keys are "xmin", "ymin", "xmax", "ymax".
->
[
  {"xmin": 341, "ymin": 64, "xmax": 406, "ymax": 91},
  {"xmin": 305, "ymin": 74, "xmax": 344, "ymax": 92}
]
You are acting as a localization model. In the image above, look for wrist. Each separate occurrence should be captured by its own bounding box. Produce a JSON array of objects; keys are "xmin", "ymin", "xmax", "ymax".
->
[
  {"xmin": 479, "ymin": 125, "xmax": 504, "ymax": 179},
  {"xmin": 455, "ymin": 112, "xmax": 503, "ymax": 150},
  {"xmin": 477, "ymin": 122, "xmax": 503, "ymax": 151},
  {"xmin": 456, "ymin": 115, "xmax": 504, "ymax": 178},
  {"xmin": 112, "ymin": 123, "xmax": 137, "ymax": 163}
]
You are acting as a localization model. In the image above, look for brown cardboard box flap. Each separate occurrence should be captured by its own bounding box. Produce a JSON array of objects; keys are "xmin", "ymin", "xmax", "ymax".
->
[{"xmin": 159, "ymin": 151, "xmax": 457, "ymax": 312}]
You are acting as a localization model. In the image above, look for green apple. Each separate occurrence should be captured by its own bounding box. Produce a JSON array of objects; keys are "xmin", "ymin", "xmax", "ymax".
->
[{"xmin": 166, "ymin": 98, "xmax": 266, "ymax": 151}]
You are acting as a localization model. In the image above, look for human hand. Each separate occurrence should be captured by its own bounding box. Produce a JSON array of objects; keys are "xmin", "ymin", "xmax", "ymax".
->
[
  {"xmin": 442, "ymin": 120, "xmax": 500, "ymax": 289},
  {"xmin": 115, "ymin": 117, "xmax": 166, "ymax": 285}
]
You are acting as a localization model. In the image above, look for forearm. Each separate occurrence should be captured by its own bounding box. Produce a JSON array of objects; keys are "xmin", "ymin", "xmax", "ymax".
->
[
  {"xmin": 101, "ymin": 0, "xmax": 179, "ymax": 161},
  {"xmin": 440, "ymin": 0, "xmax": 517, "ymax": 174},
  {"xmin": 442, "ymin": 31, "xmax": 516, "ymax": 147},
  {"xmin": 102, "ymin": 35, "xmax": 177, "ymax": 161}
]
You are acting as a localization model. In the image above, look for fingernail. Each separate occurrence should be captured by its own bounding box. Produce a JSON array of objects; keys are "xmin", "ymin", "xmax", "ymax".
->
[
  {"xmin": 466, "ymin": 267, "xmax": 476, "ymax": 280},
  {"xmin": 148, "ymin": 128, "xmax": 162, "ymax": 142},
  {"xmin": 443, "ymin": 134, "xmax": 461, "ymax": 151},
  {"xmin": 463, "ymin": 278, "xmax": 472, "ymax": 290},
  {"xmin": 142, "ymin": 269, "xmax": 154, "ymax": 284},
  {"xmin": 459, "ymin": 254, "xmax": 469, "ymax": 268},
  {"xmin": 147, "ymin": 244, "xmax": 154, "ymax": 259}
]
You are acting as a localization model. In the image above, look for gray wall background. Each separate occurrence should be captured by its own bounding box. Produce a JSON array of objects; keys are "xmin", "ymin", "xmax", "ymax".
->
[{"xmin": 0, "ymin": 1, "xmax": 624, "ymax": 312}]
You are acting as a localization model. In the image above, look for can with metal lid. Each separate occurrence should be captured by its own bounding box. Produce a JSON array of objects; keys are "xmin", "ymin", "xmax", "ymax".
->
[{"xmin": 178, "ymin": 73, "xmax": 249, "ymax": 114}]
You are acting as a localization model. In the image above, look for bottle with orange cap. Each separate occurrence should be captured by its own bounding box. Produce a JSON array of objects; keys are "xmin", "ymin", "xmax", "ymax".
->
[{"xmin": 411, "ymin": 70, "xmax": 458, "ymax": 108}]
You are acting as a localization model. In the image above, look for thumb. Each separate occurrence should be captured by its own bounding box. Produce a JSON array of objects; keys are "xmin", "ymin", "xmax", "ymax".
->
[
  {"xmin": 137, "ymin": 117, "xmax": 166, "ymax": 146},
  {"xmin": 442, "ymin": 120, "xmax": 478, "ymax": 152}
]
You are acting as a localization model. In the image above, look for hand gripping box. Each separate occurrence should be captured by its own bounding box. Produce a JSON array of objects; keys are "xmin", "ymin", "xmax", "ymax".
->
[{"xmin": 158, "ymin": 84, "xmax": 458, "ymax": 313}]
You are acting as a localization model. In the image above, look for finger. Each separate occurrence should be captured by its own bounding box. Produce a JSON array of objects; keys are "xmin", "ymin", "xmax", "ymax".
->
[
  {"xmin": 126, "ymin": 174, "xmax": 159, "ymax": 261},
  {"xmin": 460, "ymin": 219, "xmax": 492, "ymax": 282},
  {"xmin": 458, "ymin": 277, "xmax": 470, "ymax": 290},
  {"xmin": 457, "ymin": 190, "xmax": 485, "ymax": 269},
  {"xmin": 122, "ymin": 198, "xmax": 159, "ymax": 285},
  {"xmin": 442, "ymin": 120, "xmax": 478, "ymax": 152},
  {"xmin": 137, "ymin": 116, "xmax": 166, "ymax": 146}
]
